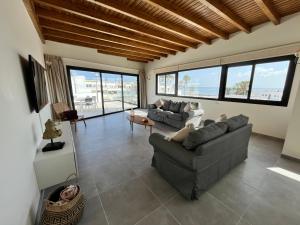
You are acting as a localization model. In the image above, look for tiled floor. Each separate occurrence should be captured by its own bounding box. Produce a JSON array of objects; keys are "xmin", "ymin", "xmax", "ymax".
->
[{"xmin": 43, "ymin": 111, "xmax": 300, "ymax": 225}]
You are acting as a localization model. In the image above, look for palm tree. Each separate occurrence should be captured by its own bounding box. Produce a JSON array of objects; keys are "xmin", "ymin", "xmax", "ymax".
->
[
  {"xmin": 233, "ymin": 81, "xmax": 250, "ymax": 95},
  {"xmin": 183, "ymin": 74, "xmax": 191, "ymax": 95}
]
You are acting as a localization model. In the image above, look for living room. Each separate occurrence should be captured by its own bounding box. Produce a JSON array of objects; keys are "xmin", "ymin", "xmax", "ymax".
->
[{"xmin": 1, "ymin": 1, "xmax": 300, "ymax": 225}]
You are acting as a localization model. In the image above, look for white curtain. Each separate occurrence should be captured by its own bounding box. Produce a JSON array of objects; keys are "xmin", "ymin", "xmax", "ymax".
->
[
  {"xmin": 139, "ymin": 70, "xmax": 147, "ymax": 108},
  {"xmin": 44, "ymin": 54, "xmax": 72, "ymax": 108}
]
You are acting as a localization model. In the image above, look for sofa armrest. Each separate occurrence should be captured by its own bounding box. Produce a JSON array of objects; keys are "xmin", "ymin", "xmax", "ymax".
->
[
  {"xmin": 149, "ymin": 133, "xmax": 195, "ymax": 169},
  {"xmin": 148, "ymin": 104, "xmax": 157, "ymax": 109}
]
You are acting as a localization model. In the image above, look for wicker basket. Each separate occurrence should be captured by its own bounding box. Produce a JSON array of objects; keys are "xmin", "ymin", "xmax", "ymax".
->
[{"xmin": 41, "ymin": 185, "xmax": 85, "ymax": 225}]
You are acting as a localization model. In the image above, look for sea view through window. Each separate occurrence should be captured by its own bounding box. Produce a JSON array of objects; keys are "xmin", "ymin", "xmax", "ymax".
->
[{"xmin": 155, "ymin": 55, "xmax": 296, "ymax": 106}]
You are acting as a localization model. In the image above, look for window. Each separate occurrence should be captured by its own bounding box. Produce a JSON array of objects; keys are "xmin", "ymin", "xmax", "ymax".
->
[
  {"xmin": 156, "ymin": 73, "xmax": 176, "ymax": 95},
  {"xmin": 155, "ymin": 55, "xmax": 296, "ymax": 106},
  {"xmin": 250, "ymin": 61, "xmax": 290, "ymax": 101},
  {"xmin": 225, "ymin": 65, "xmax": 252, "ymax": 99},
  {"xmin": 178, "ymin": 67, "xmax": 222, "ymax": 98}
]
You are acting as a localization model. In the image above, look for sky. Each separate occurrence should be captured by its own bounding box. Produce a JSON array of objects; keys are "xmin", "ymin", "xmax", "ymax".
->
[
  {"xmin": 178, "ymin": 67, "xmax": 222, "ymax": 87},
  {"xmin": 178, "ymin": 61, "xmax": 290, "ymax": 89}
]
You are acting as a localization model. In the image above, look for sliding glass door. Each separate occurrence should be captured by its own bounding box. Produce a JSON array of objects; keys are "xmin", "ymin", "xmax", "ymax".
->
[
  {"xmin": 102, "ymin": 73, "xmax": 123, "ymax": 114},
  {"xmin": 67, "ymin": 66, "xmax": 139, "ymax": 118},
  {"xmin": 69, "ymin": 69, "xmax": 103, "ymax": 118},
  {"xmin": 123, "ymin": 75, "xmax": 139, "ymax": 110}
]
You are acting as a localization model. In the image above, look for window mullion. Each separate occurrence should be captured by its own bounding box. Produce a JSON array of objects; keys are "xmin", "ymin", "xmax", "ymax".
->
[
  {"xmin": 219, "ymin": 65, "xmax": 227, "ymax": 100},
  {"xmin": 247, "ymin": 64, "xmax": 256, "ymax": 100}
]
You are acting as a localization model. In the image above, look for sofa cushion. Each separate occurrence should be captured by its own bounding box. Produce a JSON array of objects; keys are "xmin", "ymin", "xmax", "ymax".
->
[
  {"xmin": 148, "ymin": 108, "xmax": 165, "ymax": 122},
  {"xmin": 226, "ymin": 114, "xmax": 249, "ymax": 132},
  {"xmin": 169, "ymin": 101, "xmax": 181, "ymax": 113},
  {"xmin": 161, "ymin": 100, "xmax": 171, "ymax": 111},
  {"xmin": 182, "ymin": 122, "xmax": 228, "ymax": 150},
  {"xmin": 167, "ymin": 112, "xmax": 183, "ymax": 121},
  {"xmin": 179, "ymin": 102, "xmax": 187, "ymax": 113}
]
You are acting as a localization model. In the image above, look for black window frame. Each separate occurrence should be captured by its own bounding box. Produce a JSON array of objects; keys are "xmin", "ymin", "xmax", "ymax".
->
[
  {"xmin": 66, "ymin": 65, "xmax": 140, "ymax": 119},
  {"xmin": 155, "ymin": 55, "xmax": 297, "ymax": 107},
  {"xmin": 156, "ymin": 71, "xmax": 177, "ymax": 96}
]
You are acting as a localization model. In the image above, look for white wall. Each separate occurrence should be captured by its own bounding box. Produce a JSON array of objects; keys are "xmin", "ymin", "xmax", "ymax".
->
[
  {"xmin": 44, "ymin": 41, "xmax": 144, "ymax": 73},
  {"xmin": 145, "ymin": 13, "xmax": 300, "ymax": 139},
  {"xmin": 282, "ymin": 64, "xmax": 300, "ymax": 159},
  {"xmin": 0, "ymin": 1, "xmax": 51, "ymax": 225}
]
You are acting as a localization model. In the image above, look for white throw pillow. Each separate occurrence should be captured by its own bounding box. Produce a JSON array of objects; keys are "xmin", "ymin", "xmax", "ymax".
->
[
  {"xmin": 183, "ymin": 102, "xmax": 192, "ymax": 112},
  {"xmin": 154, "ymin": 99, "xmax": 163, "ymax": 108},
  {"xmin": 165, "ymin": 124, "xmax": 195, "ymax": 142}
]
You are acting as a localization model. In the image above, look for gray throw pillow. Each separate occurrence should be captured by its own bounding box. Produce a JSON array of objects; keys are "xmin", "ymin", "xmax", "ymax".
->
[
  {"xmin": 179, "ymin": 102, "xmax": 187, "ymax": 113},
  {"xmin": 182, "ymin": 122, "xmax": 228, "ymax": 150},
  {"xmin": 225, "ymin": 114, "xmax": 249, "ymax": 132},
  {"xmin": 169, "ymin": 101, "xmax": 181, "ymax": 113},
  {"xmin": 161, "ymin": 100, "xmax": 171, "ymax": 111}
]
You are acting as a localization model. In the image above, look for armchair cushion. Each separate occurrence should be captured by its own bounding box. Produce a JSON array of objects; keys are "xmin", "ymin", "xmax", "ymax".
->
[{"xmin": 182, "ymin": 122, "xmax": 228, "ymax": 150}]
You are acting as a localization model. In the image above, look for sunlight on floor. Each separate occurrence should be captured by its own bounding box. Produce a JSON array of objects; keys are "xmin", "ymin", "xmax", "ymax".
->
[{"xmin": 267, "ymin": 167, "xmax": 300, "ymax": 182}]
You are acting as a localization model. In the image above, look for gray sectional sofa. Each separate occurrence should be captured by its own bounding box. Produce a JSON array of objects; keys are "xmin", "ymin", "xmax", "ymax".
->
[
  {"xmin": 149, "ymin": 115, "xmax": 252, "ymax": 200},
  {"xmin": 147, "ymin": 100, "xmax": 204, "ymax": 129}
]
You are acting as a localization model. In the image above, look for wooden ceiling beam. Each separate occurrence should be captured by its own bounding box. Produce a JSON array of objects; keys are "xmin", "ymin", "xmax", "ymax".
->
[
  {"xmin": 97, "ymin": 48, "xmax": 158, "ymax": 60},
  {"xmin": 34, "ymin": 0, "xmax": 197, "ymax": 48},
  {"xmin": 254, "ymin": 0, "xmax": 280, "ymax": 25},
  {"xmin": 43, "ymin": 28, "xmax": 162, "ymax": 58},
  {"xmin": 93, "ymin": 0, "xmax": 210, "ymax": 44},
  {"xmin": 127, "ymin": 58, "xmax": 148, "ymax": 63},
  {"xmin": 143, "ymin": 0, "xmax": 228, "ymax": 39},
  {"xmin": 44, "ymin": 35, "xmax": 154, "ymax": 62},
  {"xmin": 23, "ymin": 0, "xmax": 45, "ymax": 43},
  {"xmin": 199, "ymin": 0, "xmax": 251, "ymax": 33},
  {"xmin": 36, "ymin": 7, "xmax": 181, "ymax": 53},
  {"xmin": 97, "ymin": 50, "xmax": 154, "ymax": 61},
  {"xmin": 39, "ymin": 18, "xmax": 168, "ymax": 57}
]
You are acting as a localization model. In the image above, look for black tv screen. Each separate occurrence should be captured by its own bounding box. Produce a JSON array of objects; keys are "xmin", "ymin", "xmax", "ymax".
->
[{"xmin": 28, "ymin": 55, "xmax": 48, "ymax": 113}]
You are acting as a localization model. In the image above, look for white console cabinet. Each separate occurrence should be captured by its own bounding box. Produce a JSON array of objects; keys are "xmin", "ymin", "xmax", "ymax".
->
[{"xmin": 34, "ymin": 121, "xmax": 78, "ymax": 190}]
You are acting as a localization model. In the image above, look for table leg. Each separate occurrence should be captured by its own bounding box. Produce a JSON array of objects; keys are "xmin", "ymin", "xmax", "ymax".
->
[
  {"xmin": 131, "ymin": 121, "xmax": 133, "ymax": 132},
  {"xmin": 150, "ymin": 126, "xmax": 152, "ymax": 134}
]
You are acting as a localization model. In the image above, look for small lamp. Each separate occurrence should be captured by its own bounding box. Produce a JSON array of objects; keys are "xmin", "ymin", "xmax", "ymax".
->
[{"xmin": 42, "ymin": 119, "xmax": 65, "ymax": 152}]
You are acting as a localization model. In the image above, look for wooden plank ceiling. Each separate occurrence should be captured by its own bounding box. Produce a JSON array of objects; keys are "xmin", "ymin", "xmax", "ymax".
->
[{"xmin": 27, "ymin": 0, "xmax": 300, "ymax": 63}]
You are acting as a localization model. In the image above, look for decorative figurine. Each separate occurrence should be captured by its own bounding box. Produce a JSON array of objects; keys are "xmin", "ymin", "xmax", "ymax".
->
[{"xmin": 42, "ymin": 119, "xmax": 65, "ymax": 152}]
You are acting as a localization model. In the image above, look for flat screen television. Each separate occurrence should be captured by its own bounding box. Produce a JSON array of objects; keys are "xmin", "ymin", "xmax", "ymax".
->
[{"xmin": 28, "ymin": 55, "xmax": 48, "ymax": 113}]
